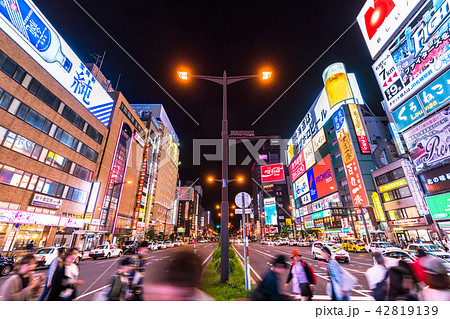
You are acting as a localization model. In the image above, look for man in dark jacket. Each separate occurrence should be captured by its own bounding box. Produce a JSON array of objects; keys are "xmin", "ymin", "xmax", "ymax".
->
[
  {"xmin": 251, "ymin": 255, "xmax": 290, "ymax": 301},
  {"xmin": 130, "ymin": 241, "xmax": 150, "ymax": 301}
]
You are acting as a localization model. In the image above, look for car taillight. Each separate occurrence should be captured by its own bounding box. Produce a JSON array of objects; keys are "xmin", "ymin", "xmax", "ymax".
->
[
  {"xmin": 102, "ymin": 250, "xmax": 105, "ymax": 254},
  {"xmin": 41, "ymin": 256, "xmax": 45, "ymax": 262}
]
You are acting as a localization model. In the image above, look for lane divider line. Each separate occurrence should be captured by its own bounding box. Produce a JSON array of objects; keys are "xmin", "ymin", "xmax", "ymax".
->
[{"xmin": 232, "ymin": 245, "xmax": 261, "ymax": 283}]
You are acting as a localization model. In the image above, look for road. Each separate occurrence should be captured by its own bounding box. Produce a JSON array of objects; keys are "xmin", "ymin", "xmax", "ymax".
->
[
  {"xmin": 0, "ymin": 243, "xmax": 217, "ymax": 300},
  {"xmin": 232, "ymin": 242, "xmax": 374, "ymax": 300}
]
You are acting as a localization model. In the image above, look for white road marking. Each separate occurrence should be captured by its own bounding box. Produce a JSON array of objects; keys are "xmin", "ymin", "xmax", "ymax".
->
[
  {"xmin": 201, "ymin": 250, "xmax": 214, "ymax": 266},
  {"xmin": 75, "ymin": 284, "xmax": 110, "ymax": 300}
]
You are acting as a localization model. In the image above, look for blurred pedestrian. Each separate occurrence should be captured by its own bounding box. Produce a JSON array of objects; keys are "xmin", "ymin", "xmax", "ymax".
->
[
  {"xmin": 39, "ymin": 247, "xmax": 65, "ymax": 301},
  {"xmin": 321, "ymin": 246, "xmax": 356, "ymax": 301},
  {"xmin": 365, "ymin": 252, "xmax": 388, "ymax": 301},
  {"xmin": 48, "ymin": 248, "xmax": 84, "ymax": 301},
  {"xmin": 26, "ymin": 241, "xmax": 34, "ymax": 252},
  {"xmin": 130, "ymin": 241, "xmax": 150, "ymax": 301},
  {"xmin": 285, "ymin": 250, "xmax": 316, "ymax": 301},
  {"xmin": 0, "ymin": 253, "xmax": 44, "ymax": 301},
  {"xmin": 387, "ymin": 260, "xmax": 420, "ymax": 301},
  {"xmin": 419, "ymin": 257, "xmax": 450, "ymax": 301},
  {"xmin": 107, "ymin": 257, "xmax": 134, "ymax": 301},
  {"xmin": 145, "ymin": 251, "xmax": 212, "ymax": 300},
  {"xmin": 410, "ymin": 248, "xmax": 429, "ymax": 285},
  {"xmin": 251, "ymin": 255, "xmax": 291, "ymax": 301}
]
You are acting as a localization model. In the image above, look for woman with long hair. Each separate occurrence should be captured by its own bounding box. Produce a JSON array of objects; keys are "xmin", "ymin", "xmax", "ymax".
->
[{"xmin": 48, "ymin": 248, "xmax": 84, "ymax": 301}]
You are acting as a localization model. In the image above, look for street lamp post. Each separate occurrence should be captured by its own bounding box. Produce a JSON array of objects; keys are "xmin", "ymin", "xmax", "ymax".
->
[{"xmin": 179, "ymin": 70, "xmax": 271, "ymax": 283}]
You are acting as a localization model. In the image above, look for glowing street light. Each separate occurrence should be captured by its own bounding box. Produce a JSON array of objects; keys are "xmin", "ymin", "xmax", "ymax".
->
[{"xmin": 261, "ymin": 71, "xmax": 272, "ymax": 80}]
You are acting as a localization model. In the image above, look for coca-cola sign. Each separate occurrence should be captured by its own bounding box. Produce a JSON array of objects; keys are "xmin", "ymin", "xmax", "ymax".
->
[
  {"xmin": 261, "ymin": 163, "xmax": 285, "ymax": 184},
  {"xmin": 403, "ymin": 107, "xmax": 450, "ymax": 172}
]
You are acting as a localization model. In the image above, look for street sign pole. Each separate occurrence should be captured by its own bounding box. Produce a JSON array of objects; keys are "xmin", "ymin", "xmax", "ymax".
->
[{"xmin": 241, "ymin": 192, "xmax": 249, "ymax": 291}]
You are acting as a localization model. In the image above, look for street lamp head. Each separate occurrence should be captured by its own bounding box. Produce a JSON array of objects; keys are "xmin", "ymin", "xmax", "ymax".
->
[
  {"xmin": 216, "ymin": 205, "xmax": 220, "ymax": 210},
  {"xmin": 237, "ymin": 176, "xmax": 244, "ymax": 183},
  {"xmin": 177, "ymin": 71, "xmax": 189, "ymax": 80},
  {"xmin": 207, "ymin": 176, "xmax": 214, "ymax": 183},
  {"xmin": 261, "ymin": 71, "xmax": 272, "ymax": 80},
  {"xmin": 126, "ymin": 181, "xmax": 132, "ymax": 184}
]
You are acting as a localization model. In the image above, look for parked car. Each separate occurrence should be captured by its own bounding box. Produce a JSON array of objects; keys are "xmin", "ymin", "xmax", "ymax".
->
[
  {"xmin": 365, "ymin": 241, "xmax": 400, "ymax": 254},
  {"xmin": 288, "ymin": 239, "xmax": 297, "ymax": 246},
  {"xmin": 0, "ymin": 253, "xmax": 15, "ymax": 276},
  {"xmin": 121, "ymin": 241, "xmax": 138, "ymax": 254},
  {"xmin": 198, "ymin": 239, "xmax": 208, "ymax": 243},
  {"xmin": 165, "ymin": 241, "xmax": 174, "ymax": 248},
  {"xmin": 158, "ymin": 241, "xmax": 167, "ymax": 249},
  {"xmin": 89, "ymin": 244, "xmax": 123, "ymax": 260},
  {"xmin": 382, "ymin": 250, "xmax": 418, "ymax": 268},
  {"xmin": 34, "ymin": 247, "xmax": 81, "ymax": 267},
  {"xmin": 311, "ymin": 241, "xmax": 350, "ymax": 263},
  {"xmin": 407, "ymin": 244, "xmax": 450, "ymax": 261},
  {"xmin": 149, "ymin": 241, "xmax": 158, "ymax": 251},
  {"xmin": 342, "ymin": 238, "xmax": 367, "ymax": 253},
  {"xmin": 298, "ymin": 240, "xmax": 312, "ymax": 247}
]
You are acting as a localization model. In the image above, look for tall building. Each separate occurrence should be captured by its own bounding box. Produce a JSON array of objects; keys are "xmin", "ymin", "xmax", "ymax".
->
[
  {"xmin": 287, "ymin": 66, "xmax": 384, "ymax": 242},
  {"xmin": 358, "ymin": 0, "xmax": 450, "ymax": 242},
  {"xmin": 132, "ymin": 104, "xmax": 179, "ymax": 236},
  {"xmin": 0, "ymin": 6, "xmax": 111, "ymax": 250},
  {"xmin": 175, "ymin": 185, "xmax": 203, "ymax": 239}
]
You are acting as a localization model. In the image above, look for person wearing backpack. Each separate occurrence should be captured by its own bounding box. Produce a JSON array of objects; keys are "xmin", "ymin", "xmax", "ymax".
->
[
  {"xmin": 285, "ymin": 250, "xmax": 316, "ymax": 300},
  {"xmin": 365, "ymin": 252, "xmax": 388, "ymax": 301}
]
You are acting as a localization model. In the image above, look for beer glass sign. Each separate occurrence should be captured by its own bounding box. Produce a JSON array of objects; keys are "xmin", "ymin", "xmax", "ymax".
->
[{"xmin": 323, "ymin": 63, "xmax": 353, "ymax": 107}]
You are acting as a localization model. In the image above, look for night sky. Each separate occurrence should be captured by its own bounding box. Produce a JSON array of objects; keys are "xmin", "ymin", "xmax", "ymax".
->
[{"xmin": 33, "ymin": 0, "xmax": 384, "ymax": 228}]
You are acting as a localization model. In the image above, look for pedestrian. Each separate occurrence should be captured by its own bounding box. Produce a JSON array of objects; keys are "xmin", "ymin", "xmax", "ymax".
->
[
  {"xmin": 107, "ymin": 257, "xmax": 134, "ymax": 301},
  {"xmin": 144, "ymin": 251, "xmax": 212, "ymax": 300},
  {"xmin": 410, "ymin": 248, "xmax": 429, "ymax": 285},
  {"xmin": 386, "ymin": 260, "xmax": 420, "ymax": 301},
  {"xmin": 48, "ymin": 248, "xmax": 84, "ymax": 301},
  {"xmin": 419, "ymin": 257, "xmax": 450, "ymax": 301},
  {"xmin": 365, "ymin": 252, "xmax": 388, "ymax": 301},
  {"xmin": 285, "ymin": 250, "xmax": 316, "ymax": 300},
  {"xmin": 39, "ymin": 247, "xmax": 65, "ymax": 301},
  {"xmin": 251, "ymin": 255, "xmax": 291, "ymax": 301},
  {"xmin": 26, "ymin": 241, "xmax": 34, "ymax": 252},
  {"xmin": 0, "ymin": 253, "xmax": 44, "ymax": 301},
  {"xmin": 321, "ymin": 246, "xmax": 356, "ymax": 301},
  {"xmin": 417, "ymin": 237, "xmax": 423, "ymax": 244},
  {"xmin": 130, "ymin": 241, "xmax": 150, "ymax": 301}
]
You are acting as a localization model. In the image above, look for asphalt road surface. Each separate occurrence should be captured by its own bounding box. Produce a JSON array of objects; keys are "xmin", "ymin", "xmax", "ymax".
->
[
  {"xmin": 0, "ymin": 243, "xmax": 217, "ymax": 300},
  {"xmin": 232, "ymin": 242, "xmax": 374, "ymax": 301}
]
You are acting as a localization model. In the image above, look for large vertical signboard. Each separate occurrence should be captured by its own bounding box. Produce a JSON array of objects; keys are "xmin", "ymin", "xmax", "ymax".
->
[
  {"xmin": 401, "ymin": 159, "xmax": 430, "ymax": 216},
  {"xmin": 349, "ymin": 104, "xmax": 371, "ymax": 154},
  {"xmin": 264, "ymin": 198, "xmax": 277, "ymax": 225},
  {"xmin": 373, "ymin": 0, "xmax": 450, "ymax": 112},
  {"xmin": 403, "ymin": 107, "xmax": 450, "ymax": 172},
  {"xmin": 333, "ymin": 108, "xmax": 369, "ymax": 207},
  {"xmin": 0, "ymin": 0, "xmax": 114, "ymax": 126},
  {"xmin": 357, "ymin": 0, "xmax": 425, "ymax": 59},
  {"xmin": 261, "ymin": 163, "xmax": 285, "ymax": 183}
]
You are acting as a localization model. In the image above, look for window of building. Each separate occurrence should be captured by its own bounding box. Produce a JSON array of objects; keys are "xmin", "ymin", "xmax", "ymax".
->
[
  {"xmin": 375, "ymin": 168, "xmax": 405, "ymax": 186},
  {"xmin": 381, "ymin": 186, "xmax": 412, "ymax": 203}
]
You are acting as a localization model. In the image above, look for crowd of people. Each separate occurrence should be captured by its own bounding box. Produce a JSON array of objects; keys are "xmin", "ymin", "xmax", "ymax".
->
[
  {"xmin": 1, "ymin": 240, "xmax": 450, "ymax": 301},
  {"xmin": 251, "ymin": 246, "xmax": 450, "ymax": 301}
]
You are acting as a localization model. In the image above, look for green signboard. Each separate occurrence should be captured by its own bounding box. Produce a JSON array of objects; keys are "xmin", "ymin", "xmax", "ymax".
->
[{"xmin": 425, "ymin": 193, "xmax": 450, "ymax": 220}]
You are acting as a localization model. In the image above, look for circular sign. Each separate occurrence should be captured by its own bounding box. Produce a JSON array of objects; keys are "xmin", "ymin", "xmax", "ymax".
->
[{"xmin": 235, "ymin": 192, "xmax": 251, "ymax": 208}]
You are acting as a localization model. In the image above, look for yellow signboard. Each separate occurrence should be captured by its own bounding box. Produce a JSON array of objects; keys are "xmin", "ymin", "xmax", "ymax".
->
[
  {"xmin": 371, "ymin": 192, "xmax": 386, "ymax": 222},
  {"xmin": 379, "ymin": 179, "xmax": 407, "ymax": 193}
]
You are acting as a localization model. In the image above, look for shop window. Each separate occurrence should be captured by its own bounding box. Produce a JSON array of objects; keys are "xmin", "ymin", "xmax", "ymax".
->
[
  {"xmin": 19, "ymin": 173, "xmax": 31, "ymax": 188},
  {"xmin": 12, "ymin": 135, "xmax": 35, "ymax": 157},
  {"xmin": 12, "ymin": 66, "xmax": 26, "ymax": 83},
  {"xmin": 53, "ymin": 154, "xmax": 66, "ymax": 170},
  {"xmin": 0, "ymin": 166, "xmax": 23, "ymax": 187},
  {"xmin": 45, "ymin": 151, "xmax": 55, "ymax": 166},
  {"xmin": 0, "ymin": 126, "xmax": 7, "ymax": 144},
  {"xmin": 3, "ymin": 131, "xmax": 16, "ymax": 149},
  {"xmin": 27, "ymin": 174, "xmax": 39, "ymax": 191},
  {"xmin": 0, "ymin": 91, "xmax": 12, "ymax": 110},
  {"xmin": 30, "ymin": 145, "xmax": 42, "ymax": 160},
  {"xmin": 25, "ymin": 109, "xmax": 45, "ymax": 130},
  {"xmin": 35, "ymin": 177, "xmax": 46, "ymax": 193},
  {"xmin": 7, "ymin": 98, "xmax": 21, "ymax": 115}
]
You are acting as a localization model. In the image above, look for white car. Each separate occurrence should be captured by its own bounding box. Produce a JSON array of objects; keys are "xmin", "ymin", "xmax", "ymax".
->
[
  {"xmin": 407, "ymin": 244, "xmax": 450, "ymax": 261},
  {"xmin": 297, "ymin": 240, "xmax": 311, "ymax": 247},
  {"xmin": 34, "ymin": 247, "xmax": 81, "ymax": 267},
  {"xmin": 382, "ymin": 250, "xmax": 418, "ymax": 268},
  {"xmin": 365, "ymin": 242, "xmax": 400, "ymax": 254},
  {"xmin": 158, "ymin": 241, "xmax": 167, "ymax": 249},
  {"xmin": 311, "ymin": 241, "xmax": 350, "ymax": 263},
  {"xmin": 89, "ymin": 244, "xmax": 123, "ymax": 260},
  {"xmin": 165, "ymin": 241, "xmax": 174, "ymax": 248},
  {"xmin": 149, "ymin": 241, "xmax": 158, "ymax": 251},
  {"xmin": 288, "ymin": 239, "xmax": 298, "ymax": 246}
]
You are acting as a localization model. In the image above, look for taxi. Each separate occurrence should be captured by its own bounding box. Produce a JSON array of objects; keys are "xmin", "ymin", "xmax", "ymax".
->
[{"xmin": 341, "ymin": 238, "xmax": 367, "ymax": 253}]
